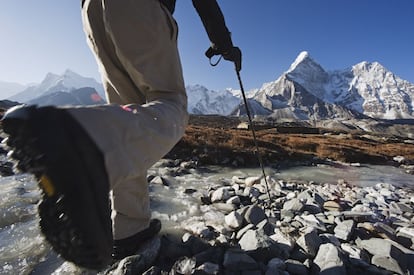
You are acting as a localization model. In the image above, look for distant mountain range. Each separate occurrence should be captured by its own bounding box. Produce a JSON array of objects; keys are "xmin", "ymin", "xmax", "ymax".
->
[{"xmin": 1, "ymin": 52, "xmax": 413, "ymax": 121}]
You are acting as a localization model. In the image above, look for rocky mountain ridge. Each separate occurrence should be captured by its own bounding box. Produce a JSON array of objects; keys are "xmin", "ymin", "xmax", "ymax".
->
[
  {"xmin": 232, "ymin": 51, "xmax": 414, "ymax": 121},
  {"xmin": 186, "ymin": 84, "xmax": 240, "ymax": 116},
  {"xmin": 1, "ymin": 52, "xmax": 413, "ymax": 122},
  {"xmin": 6, "ymin": 70, "xmax": 105, "ymax": 103}
]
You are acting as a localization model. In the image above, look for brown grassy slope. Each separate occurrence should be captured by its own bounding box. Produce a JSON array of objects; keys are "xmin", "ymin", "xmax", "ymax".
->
[{"xmin": 167, "ymin": 116, "xmax": 414, "ymax": 166}]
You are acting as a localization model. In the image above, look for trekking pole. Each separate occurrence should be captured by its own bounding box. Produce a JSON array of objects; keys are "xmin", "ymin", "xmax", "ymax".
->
[
  {"xmin": 206, "ymin": 48, "xmax": 273, "ymax": 208},
  {"xmin": 235, "ymin": 69, "xmax": 272, "ymax": 207}
]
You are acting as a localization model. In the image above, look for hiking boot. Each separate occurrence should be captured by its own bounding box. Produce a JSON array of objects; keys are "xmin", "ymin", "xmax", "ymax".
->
[
  {"xmin": 112, "ymin": 218, "xmax": 162, "ymax": 260},
  {"xmin": 1, "ymin": 105, "xmax": 113, "ymax": 270}
]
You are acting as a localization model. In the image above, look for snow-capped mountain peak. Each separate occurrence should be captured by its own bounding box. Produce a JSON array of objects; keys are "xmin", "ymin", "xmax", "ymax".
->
[
  {"xmin": 287, "ymin": 51, "xmax": 326, "ymax": 77},
  {"xmin": 288, "ymin": 51, "xmax": 310, "ymax": 72},
  {"xmin": 348, "ymin": 61, "xmax": 414, "ymax": 119},
  {"xmin": 186, "ymin": 84, "xmax": 240, "ymax": 115},
  {"xmin": 286, "ymin": 51, "xmax": 329, "ymax": 100},
  {"xmin": 9, "ymin": 70, "xmax": 104, "ymax": 103}
]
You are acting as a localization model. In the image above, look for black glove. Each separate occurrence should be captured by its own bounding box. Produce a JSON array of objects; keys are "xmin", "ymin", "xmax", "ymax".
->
[{"xmin": 205, "ymin": 46, "xmax": 242, "ymax": 72}]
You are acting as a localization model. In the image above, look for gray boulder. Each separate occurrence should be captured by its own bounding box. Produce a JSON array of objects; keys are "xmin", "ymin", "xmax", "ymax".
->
[
  {"xmin": 296, "ymin": 227, "xmax": 322, "ymax": 257},
  {"xmin": 313, "ymin": 243, "xmax": 346, "ymax": 275},
  {"xmin": 223, "ymin": 249, "xmax": 259, "ymax": 271},
  {"xmin": 334, "ymin": 219, "xmax": 355, "ymax": 241},
  {"xmin": 356, "ymin": 238, "xmax": 414, "ymax": 274},
  {"xmin": 244, "ymin": 204, "xmax": 267, "ymax": 226}
]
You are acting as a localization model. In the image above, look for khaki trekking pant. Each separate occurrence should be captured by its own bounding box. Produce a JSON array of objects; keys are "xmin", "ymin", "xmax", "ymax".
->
[{"xmin": 69, "ymin": 0, "xmax": 188, "ymax": 240}]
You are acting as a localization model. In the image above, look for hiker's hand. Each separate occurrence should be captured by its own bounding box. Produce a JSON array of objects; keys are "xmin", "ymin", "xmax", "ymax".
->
[
  {"xmin": 205, "ymin": 46, "xmax": 242, "ymax": 72},
  {"xmin": 222, "ymin": 47, "xmax": 242, "ymax": 72}
]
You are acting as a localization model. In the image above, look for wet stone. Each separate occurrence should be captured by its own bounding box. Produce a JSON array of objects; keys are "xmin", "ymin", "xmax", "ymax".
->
[
  {"xmin": 223, "ymin": 249, "xmax": 259, "ymax": 271},
  {"xmin": 351, "ymin": 204, "xmax": 372, "ymax": 213},
  {"xmin": 226, "ymin": 195, "xmax": 241, "ymax": 205},
  {"xmin": 397, "ymin": 227, "xmax": 414, "ymax": 240},
  {"xmin": 285, "ymin": 191, "xmax": 297, "ymax": 200},
  {"xmin": 244, "ymin": 204, "xmax": 267, "ymax": 226},
  {"xmin": 238, "ymin": 229, "xmax": 273, "ymax": 252},
  {"xmin": 150, "ymin": 176, "xmax": 167, "ymax": 186},
  {"xmin": 232, "ymin": 176, "xmax": 246, "ymax": 185},
  {"xmin": 266, "ymin": 257, "xmax": 286, "ymax": 271},
  {"xmin": 196, "ymin": 262, "xmax": 220, "ymax": 274},
  {"xmin": 296, "ymin": 227, "xmax": 322, "ymax": 257},
  {"xmin": 236, "ymin": 224, "xmax": 255, "ymax": 240},
  {"xmin": 225, "ymin": 211, "xmax": 243, "ymax": 229},
  {"xmin": 302, "ymin": 202, "xmax": 322, "ymax": 215},
  {"xmin": 319, "ymin": 233, "xmax": 341, "ymax": 247},
  {"xmin": 182, "ymin": 219, "xmax": 210, "ymax": 237},
  {"xmin": 341, "ymin": 211, "xmax": 375, "ymax": 222},
  {"xmin": 212, "ymin": 202, "xmax": 236, "ymax": 213},
  {"xmin": 334, "ymin": 219, "xmax": 355, "ymax": 241},
  {"xmin": 256, "ymin": 219, "xmax": 275, "ymax": 236},
  {"xmin": 245, "ymin": 176, "xmax": 261, "ymax": 187},
  {"xmin": 356, "ymin": 238, "xmax": 412, "ymax": 274},
  {"xmin": 194, "ymin": 247, "xmax": 225, "ymax": 266},
  {"xmin": 313, "ymin": 243, "xmax": 346, "ymax": 275},
  {"xmin": 374, "ymin": 222, "xmax": 396, "ymax": 239},
  {"xmin": 340, "ymin": 243, "xmax": 366, "ymax": 261},
  {"xmin": 244, "ymin": 186, "xmax": 261, "ymax": 199},
  {"xmin": 323, "ymin": 200, "xmax": 342, "ymax": 211},
  {"xmin": 182, "ymin": 234, "xmax": 210, "ymax": 255},
  {"xmin": 281, "ymin": 198, "xmax": 304, "ymax": 218},
  {"xmin": 295, "ymin": 214, "xmax": 326, "ymax": 232},
  {"xmin": 390, "ymin": 202, "xmax": 413, "ymax": 214},
  {"xmin": 269, "ymin": 229, "xmax": 295, "ymax": 256},
  {"xmin": 171, "ymin": 257, "xmax": 196, "ymax": 274},
  {"xmin": 110, "ymin": 237, "xmax": 161, "ymax": 275},
  {"xmin": 141, "ymin": 266, "xmax": 162, "ymax": 275},
  {"xmin": 285, "ymin": 259, "xmax": 308, "ymax": 275},
  {"xmin": 210, "ymin": 187, "xmax": 232, "ymax": 203}
]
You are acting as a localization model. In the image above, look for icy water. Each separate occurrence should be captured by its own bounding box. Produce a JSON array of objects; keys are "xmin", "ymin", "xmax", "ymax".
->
[
  {"xmin": 275, "ymin": 163, "xmax": 414, "ymax": 188},
  {"xmin": 0, "ymin": 160, "xmax": 413, "ymax": 274}
]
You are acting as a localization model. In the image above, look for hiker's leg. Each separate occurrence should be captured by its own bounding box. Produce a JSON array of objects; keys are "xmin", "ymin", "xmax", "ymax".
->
[
  {"xmin": 77, "ymin": 0, "xmax": 188, "ymax": 239},
  {"xmin": 81, "ymin": 0, "xmax": 146, "ymax": 105},
  {"xmin": 110, "ymin": 175, "xmax": 150, "ymax": 239}
]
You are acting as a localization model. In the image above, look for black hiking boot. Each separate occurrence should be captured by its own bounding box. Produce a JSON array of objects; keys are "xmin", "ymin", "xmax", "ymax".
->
[
  {"xmin": 112, "ymin": 218, "xmax": 162, "ymax": 260},
  {"xmin": 1, "ymin": 105, "xmax": 113, "ymax": 270}
]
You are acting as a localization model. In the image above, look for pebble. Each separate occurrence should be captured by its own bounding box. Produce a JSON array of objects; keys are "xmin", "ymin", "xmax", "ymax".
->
[
  {"xmin": 313, "ymin": 243, "xmax": 346, "ymax": 275},
  {"xmin": 244, "ymin": 204, "xmax": 266, "ymax": 226},
  {"xmin": 296, "ymin": 227, "xmax": 322, "ymax": 257},
  {"xmin": 323, "ymin": 200, "xmax": 342, "ymax": 211},
  {"xmin": 210, "ymin": 186, "xmax": 232, "ymax": 203},
  {"xmin": 245, "ymin": 176, "xmax": 261, "ymax": 187},
  {"xmin": 225, "ymin": 211, "xmax": 243, "ymax": 229},
  {"xmin": 334, "ymin": 219, "xmax": 355, "ymax": 241}
]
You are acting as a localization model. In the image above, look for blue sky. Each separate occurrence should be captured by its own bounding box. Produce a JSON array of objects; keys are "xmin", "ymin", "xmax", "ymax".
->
[{"xmin": 0, "ymin": 1, "xmax": 413, "ymax": 92}]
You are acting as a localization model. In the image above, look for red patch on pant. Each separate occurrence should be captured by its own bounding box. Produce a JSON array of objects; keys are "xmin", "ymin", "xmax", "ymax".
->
[{"xmin": 90, "ymin": 93, "xmax": 102, "ymax": 102}]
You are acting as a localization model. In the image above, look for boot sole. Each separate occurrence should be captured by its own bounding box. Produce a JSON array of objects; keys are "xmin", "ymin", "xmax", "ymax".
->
[{"xmin": 2, "ymin": 105, "xmax": 113, "ymax": 270}]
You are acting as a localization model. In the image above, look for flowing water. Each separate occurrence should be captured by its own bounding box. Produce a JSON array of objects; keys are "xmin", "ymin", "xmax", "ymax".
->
[
  {"xmin": 274, "ymin": 163, "xmax": 414, "ymax": 188},
  {"xmin": 0, "ymin": 159, "xmax": 413, "ymax": 274}
]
